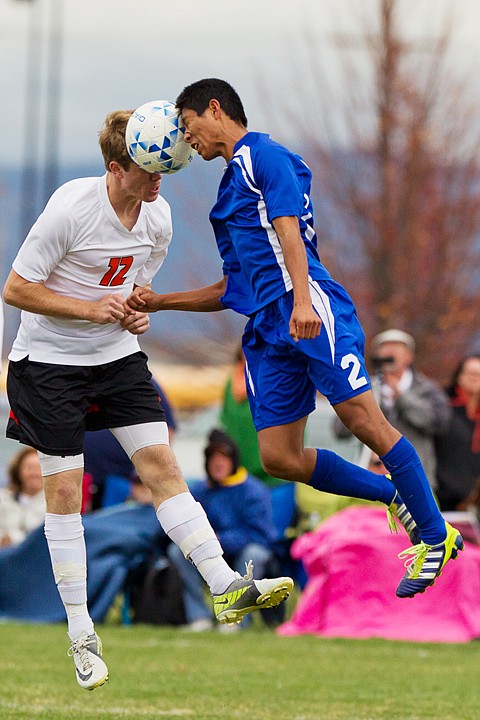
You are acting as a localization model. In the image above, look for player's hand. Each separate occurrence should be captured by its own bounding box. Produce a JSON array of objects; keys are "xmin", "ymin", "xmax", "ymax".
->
[
  {"xmin": 90, "ymin": 294, "xmax": 127, "ymax": 324},
  {"xmin": 121, "ymin": 310, "xmax": 150, "ymax": 335},
  {"xmin": 289, "ymin": 304, "xmax": 322, "ymax": 342},
  {"xmin": 126, "ymin": 287, "xmax": 161, "ymax": 312}
]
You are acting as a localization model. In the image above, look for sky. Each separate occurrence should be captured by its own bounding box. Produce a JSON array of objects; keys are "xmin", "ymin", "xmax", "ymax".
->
[{"xmin": 1, "ymin": 0, "xmax": 480, "ymax": 168}]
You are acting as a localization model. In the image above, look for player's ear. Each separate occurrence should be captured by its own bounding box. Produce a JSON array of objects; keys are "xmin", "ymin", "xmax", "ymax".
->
[
  {"xmin": 209, "ymin": 99, "xmax": 221, "ymax": 117},
  {"xmin": 109, "ymin": 160, "xmax": 124, "ymax": 176}
]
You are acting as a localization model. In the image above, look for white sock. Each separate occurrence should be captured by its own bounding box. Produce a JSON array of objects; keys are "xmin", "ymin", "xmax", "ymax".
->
[
  {"xmin": 44, "ymin": 513, "xmax": 94, "ymax": 640},
  {"xmin": 156, "ymin": 492, "xmax": 236, "ymax": 594},
  {"xmin": 65, "ymin": 602, "xmax": 94, "ymax": 640}
]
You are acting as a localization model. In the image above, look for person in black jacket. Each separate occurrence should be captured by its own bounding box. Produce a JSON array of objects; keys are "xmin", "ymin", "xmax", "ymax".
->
[{"xmin": 435, "ymin": 354, "xmax": 480, "ymax": 511}]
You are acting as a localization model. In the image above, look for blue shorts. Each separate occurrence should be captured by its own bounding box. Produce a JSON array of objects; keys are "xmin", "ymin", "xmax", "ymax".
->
[{"xmin": 242, "ymin": 278, "xmax": 371, "ymax": 431}]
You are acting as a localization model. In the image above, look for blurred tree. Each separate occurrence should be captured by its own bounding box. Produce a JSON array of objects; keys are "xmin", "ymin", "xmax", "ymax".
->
[{"xmin": 263, "ymin": 0, "xmax": 480, "ymax": 382}]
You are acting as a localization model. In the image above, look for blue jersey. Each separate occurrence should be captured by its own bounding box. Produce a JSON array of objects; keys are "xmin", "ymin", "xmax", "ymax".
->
[{"xmin": 209, "ymin": 132, "xmax": 332, "ymax": 316}]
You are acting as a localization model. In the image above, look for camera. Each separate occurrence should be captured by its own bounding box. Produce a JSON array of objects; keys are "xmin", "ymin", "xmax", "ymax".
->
[{"xmin": 370, "ymin": 355, "xmax": 395, "ymax": 370}]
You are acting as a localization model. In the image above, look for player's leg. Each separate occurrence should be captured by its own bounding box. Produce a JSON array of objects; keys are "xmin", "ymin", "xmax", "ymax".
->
[
  {"xmin": 305, "ymin": 277, "xmax": 462, "ymax": 594},
  {"xmin": 333, "ymin": 389, "xmax": 443, "ymax": 537},
  {"xmin": 245, "ymin": 307, "xmax": 404, "ymax": 516},
  {"xmin": 113, "ymin": 427, "xmax": 293, "ymax": 626},
  {"xmin": 246, "ymin": 291, "xmax": 447, "ymax": 589},
  {"xmin": 258, "ymin": 417, "xmax": 419, "ymax": 546},
  {"xmin": 6, "ymin": 358, "xmax": 108, "ymax": 690},
  {"xmin": 40, "ymin": 456, "xmax": 108, "ymax": 691},
  {"xmin": 259, "ymin": 419, "xmax": 397, "ymax": 504},
  {"xmin": 334, "ymin": 391, "xmax": 463, "ymax": 596}
]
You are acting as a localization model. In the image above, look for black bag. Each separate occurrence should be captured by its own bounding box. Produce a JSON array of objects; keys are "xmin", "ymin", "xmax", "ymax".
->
[{"xmin": 129, "ymin": 557, "xmax": 186, "ymax": 626}]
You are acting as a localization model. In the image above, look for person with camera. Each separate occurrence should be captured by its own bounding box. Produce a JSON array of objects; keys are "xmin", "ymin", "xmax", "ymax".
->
[{"xmin": 369, "ymin": 329, "xmax": 451, "ymax": 488}]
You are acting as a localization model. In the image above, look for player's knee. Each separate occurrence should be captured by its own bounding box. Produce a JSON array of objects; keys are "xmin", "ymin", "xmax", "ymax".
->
[
  {"xmin": 45, "ymin": 478, "xmax": 82, "ymax": 511},
  {"xmin": 134, "ymin": 445, "xmax": 183, "ymax": 490},
  {"xmin": 344, "ymin": 413, "xmax": 388, "ymax": 448},
  {"xmin": 260, "ymin": 449, "xmax": 298, "ymax": 481}
]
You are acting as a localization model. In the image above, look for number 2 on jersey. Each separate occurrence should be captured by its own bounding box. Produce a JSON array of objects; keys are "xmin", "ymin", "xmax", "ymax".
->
[
  {"xmin": 341, "ymin": 353, "xmax": 368, "ymax": 390},
  {"xmin": 100, "ymin": 256, "xmax": 133, "ymax": 287}
]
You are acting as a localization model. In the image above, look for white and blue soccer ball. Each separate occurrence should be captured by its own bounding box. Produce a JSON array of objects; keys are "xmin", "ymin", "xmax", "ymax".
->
[{"xmin": 125, "ymin": 100, "xmax": 195, "ymax": 174}]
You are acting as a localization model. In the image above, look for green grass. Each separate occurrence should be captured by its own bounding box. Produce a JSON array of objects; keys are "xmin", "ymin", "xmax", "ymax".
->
[{"xmin": 1, "ymin": 623, "xmax": 479, "ymax": 720}]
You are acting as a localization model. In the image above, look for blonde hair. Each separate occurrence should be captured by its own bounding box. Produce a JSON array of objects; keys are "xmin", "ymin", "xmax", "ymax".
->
[{"xmin": 98, "ymin": 109, "xmax": 134, "ymax": 171}]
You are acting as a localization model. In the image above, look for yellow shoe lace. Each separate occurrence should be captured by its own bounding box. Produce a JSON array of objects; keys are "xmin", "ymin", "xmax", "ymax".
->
[
  {"xmin": 398, "ymin": 542, "xmax": 430, "ymax": 578},
  {"xmin": 386, "ymin": 505, "xmax": 400, "ymax": 535}
]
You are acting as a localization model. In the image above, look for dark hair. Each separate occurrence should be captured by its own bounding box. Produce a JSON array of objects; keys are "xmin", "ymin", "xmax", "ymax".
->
[
  {"xmin": 447, "ymin": 354, "xmax": 480, "ymax": 396},
  {"xmin": 204, "ymin": 428, "xmax": 239, "ymax": 477},
  {"xmin": 176, "ymin": 78, "xmax": 248, "ymax": 127}
]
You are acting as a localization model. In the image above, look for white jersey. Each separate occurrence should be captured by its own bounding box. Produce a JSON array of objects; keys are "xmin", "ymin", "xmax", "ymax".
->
[{"xmin": 9, "ymin": 175, "xmax": 172, "ymax": 365}]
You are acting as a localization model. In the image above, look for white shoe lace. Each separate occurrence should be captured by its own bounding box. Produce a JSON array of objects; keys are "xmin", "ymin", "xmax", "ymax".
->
[
  {"xmin": 243, "ymin": 559, "xmax": 254, "ymax": 581},
  {"xmin": 67, "ymin": 635, "xmax": 96, "ymax": 671}
]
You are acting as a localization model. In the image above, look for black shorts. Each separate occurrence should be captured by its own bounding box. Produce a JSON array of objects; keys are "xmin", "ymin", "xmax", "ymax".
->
[{"xmin": 6, "ymin": 351, "xmax": 166, "ymax": 456}]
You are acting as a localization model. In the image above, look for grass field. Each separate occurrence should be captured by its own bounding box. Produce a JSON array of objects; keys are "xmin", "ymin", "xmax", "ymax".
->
[{"xmin": 1, "ymin": 623, "xmax": 479, "ymax": 720}]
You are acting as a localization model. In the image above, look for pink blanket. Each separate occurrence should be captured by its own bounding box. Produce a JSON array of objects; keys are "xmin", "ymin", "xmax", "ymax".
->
[{"xmin": 278, "ymin": 506, "xmax": 480, "ymax": 643}]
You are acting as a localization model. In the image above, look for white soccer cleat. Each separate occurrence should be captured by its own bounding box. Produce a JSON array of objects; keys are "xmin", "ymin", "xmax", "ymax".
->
[{"xmin": 67, "ymin": 631, "xmax": 109, "ymax": 690}]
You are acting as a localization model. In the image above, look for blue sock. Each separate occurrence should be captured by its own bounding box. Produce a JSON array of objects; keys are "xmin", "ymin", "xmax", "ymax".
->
[
  {"xmin": 309, "ymin": 449, "xmax": 397, "ymax": 504},
  {"xmin": 380, "ymin": 436, "xmax": 445, "ymax": 545}
]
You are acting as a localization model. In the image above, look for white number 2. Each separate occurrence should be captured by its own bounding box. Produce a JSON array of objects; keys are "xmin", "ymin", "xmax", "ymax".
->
[{"xmin": 341, "ymin": 353, "xmax": 368, "ymax": 390}]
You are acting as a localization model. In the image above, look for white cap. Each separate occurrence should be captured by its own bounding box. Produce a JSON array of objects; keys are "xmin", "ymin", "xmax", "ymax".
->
[{"xmin": 371, "ymin": 329, "xmax": 415, "ymax": 353}]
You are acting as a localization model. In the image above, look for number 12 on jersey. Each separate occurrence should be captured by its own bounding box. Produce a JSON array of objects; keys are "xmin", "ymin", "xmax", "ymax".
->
[{"xmin": 100, "ymin": 256, "xmax": 133, "ymax": 287}]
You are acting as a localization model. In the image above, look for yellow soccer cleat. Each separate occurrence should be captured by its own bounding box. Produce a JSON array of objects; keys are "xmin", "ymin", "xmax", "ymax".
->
[
  {"xmin": 396, "ymin": 522, "xmax": 464, "ymax": 598},
  {"xmin": 213, "ymin": 561, "xmax": 293, "ymax": 625}
]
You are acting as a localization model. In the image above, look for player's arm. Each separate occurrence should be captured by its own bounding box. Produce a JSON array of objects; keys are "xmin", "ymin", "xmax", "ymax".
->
[
  {"xmin": 127, "ymin": 277, "xmax": 227, "ymax": 313},
  {"xmin": 3, "ymin": 269, "xmax": 127, "ymax": 324},
  {"xmin": 272, "ymin": 215, "xmax": 321, "ymax": 342}
]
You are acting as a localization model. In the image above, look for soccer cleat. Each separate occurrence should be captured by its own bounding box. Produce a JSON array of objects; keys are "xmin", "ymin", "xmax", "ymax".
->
[
  {"xmin": 396, "ymin": 522, "xmax": 464, "ymax": 598},
  {"xmin": 386, "ymin": 491, "xmax": 421, "ymax": 545},
  {"xmin": 213, "ymin": 561, "xmax": 294, "ymax": 625},
  {"xmin": 67, "ymin": 631, "xmax": 109, "ymax": 690}
]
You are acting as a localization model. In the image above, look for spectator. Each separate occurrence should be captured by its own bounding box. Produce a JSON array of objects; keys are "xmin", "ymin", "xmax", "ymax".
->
[
  {"xmin": 368, "ymin": 329, "xmax": 451, "ymax": 487},
  {"xmin": 435, "ymin": 354, "xmax": 480, "ymax": 512},
  {"xmin": 368, "ymin": 452, "xmax": 387, "ymax": 475},
  {"xmin": 167, "ymin": 429, "xmax": 276, "ymax": 631},
  {"xmin": 0, "ymin": 447, "xmax": 46, "ymax": 546}
]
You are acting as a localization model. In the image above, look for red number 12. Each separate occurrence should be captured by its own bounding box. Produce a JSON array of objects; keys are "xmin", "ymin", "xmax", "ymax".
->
[{"xmin": 99, "ymin": 256, "xmax": 134, "ymax": 287}]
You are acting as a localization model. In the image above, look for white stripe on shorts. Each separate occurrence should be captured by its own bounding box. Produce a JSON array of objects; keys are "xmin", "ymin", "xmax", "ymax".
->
[
  {"xmin": 245, "ymin": 359, "xmax": 256, "ymax": 396},
  {"xmin": 308, "ymin": 277, "xmax": 335, "ymax": 363}
]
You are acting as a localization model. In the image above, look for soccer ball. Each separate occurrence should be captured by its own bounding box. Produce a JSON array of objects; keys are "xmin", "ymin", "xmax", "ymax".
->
[{"xmin": 125, "ymin": 100, "xmax": 195, "ymax": 174}]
